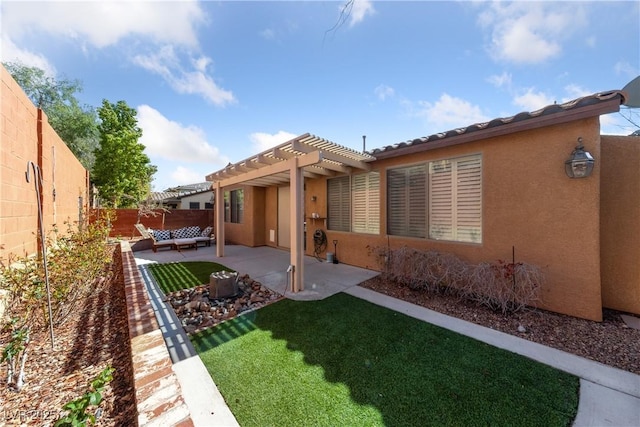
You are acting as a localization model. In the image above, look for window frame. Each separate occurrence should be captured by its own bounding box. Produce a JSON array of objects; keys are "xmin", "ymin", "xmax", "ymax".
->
[{"xmin": 224, "ymin": 188, "xmax": 244, "ymax": 224}]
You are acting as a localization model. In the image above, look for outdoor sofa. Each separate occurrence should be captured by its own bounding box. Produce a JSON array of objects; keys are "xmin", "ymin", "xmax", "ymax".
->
[{"xmin": 135, "ymin": 224, "xmax": 215, "ymax": 252}]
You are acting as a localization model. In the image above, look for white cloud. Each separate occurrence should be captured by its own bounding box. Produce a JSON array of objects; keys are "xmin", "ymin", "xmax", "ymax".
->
[
  {"xmin": 170, "ymin": 166, "xmax": 208, "ymax": 186},
  {"xmin": 478, "ymin": 2, "xmax": 586, "ymax": 64},
  {"xmin": 562, "ymin": 84, "xmax": 591, "ymax": 101},
  {"xmin": 410, "ymin": 94, "xmax": 490, "ymax": 130},
  {"xmin": 250, "ymin": 131, "xmax": 298, "ymax": 152},
  {"xmin": 601, "ymin": 111, "xmax": 638, "ymax": 136},
  {"xmin": 614, "ymin": 61, "xmax": 638, "ymax": 79},
  {"xmin": 133, "ymin": 47, "xmax": 236, "ymax": 106},
  {"xmin": 137, "ymin": 104, "xmax": 228, "ymax": 165},
  {"xmin": 260, "ymin": 28, "xmax": 277, "ymax": 41},
  {"xmin": 2, "ymin": 1, "xmax": 232, "ymax": 105},
  {"xmin": 2, "ymin": 1, "xmax": 205, "ymax": 49},
  {"xmin": 374, "ymin": 84, "xmax": 395, "ymax": 101},
  {"xmin": 0, "ymin": 36, "xmax": 56, "ymax": 76},
  {"xmin": 512, "ymin": 88, "xmax": 555, "ymax": 111},
  {"xmin": 347, "ymin": 0, "xmax": 375, "ymax": 27},
  {"xmin": 487, "ymin": 72, "xmax": 512, "ymax": 89}
]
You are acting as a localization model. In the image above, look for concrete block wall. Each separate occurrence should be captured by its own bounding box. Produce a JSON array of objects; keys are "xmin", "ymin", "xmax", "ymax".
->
[
  {"xmin": 0, "ymin": 64, "xmax": 89, "ymax": 262},
  {"xmin": 120, "ymin": 241, "xmax": 194, "ymax": 426},
  {"xmin": 1, "ymin": 64, "xmax": 41, "ymax": 260}
]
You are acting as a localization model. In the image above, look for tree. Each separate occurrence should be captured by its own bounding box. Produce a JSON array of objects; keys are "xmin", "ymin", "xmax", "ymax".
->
[
  {"xmin": 2, "ymin": 62, "xmax": 99, "ymax": 169},
  {"xmin": 93, "ymin": 100, "xmax": 157, "ymax": 208}
]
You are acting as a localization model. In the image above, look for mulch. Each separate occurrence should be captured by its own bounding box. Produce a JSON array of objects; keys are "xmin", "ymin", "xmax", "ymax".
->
[{"xmin": 0, "ymin": 270, "xmax": 136, "ymax": 426}]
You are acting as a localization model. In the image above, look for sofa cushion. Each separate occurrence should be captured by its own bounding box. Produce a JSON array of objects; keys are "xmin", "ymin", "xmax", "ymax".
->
[
  {"xmin": 201, "ymin": 226, "xmax": 213, "ymax": 237},
  {"xmin": 172, "ymin": 226, "xmax": 201, "ymax": 239},
  {"xmin": 153, "ymin": 229, "xmax": 171, "ymax": 241}
]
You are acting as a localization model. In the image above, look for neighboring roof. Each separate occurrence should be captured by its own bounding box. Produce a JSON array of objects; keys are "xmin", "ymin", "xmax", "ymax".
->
[
  {"xmin": 149, "ymin": 184, "xmax": 213, "ymax": 204},
  {"xmin": 148, "ymin": 191, "xmax": 179, "ymax": 202},
  {"xmin": 175, "ymin": 189, "xmax": 214, "ymax": 200},
  {"xmin": 206, "ymin": 133, "xmax": 375, "ymax": 187},
  {"xmin": 370, "ymin": 90, "xmax": 627, "ymax": 159},
  {"xmin": 164, "ymin": 182, "xmax": 212, "ymax": 193}
]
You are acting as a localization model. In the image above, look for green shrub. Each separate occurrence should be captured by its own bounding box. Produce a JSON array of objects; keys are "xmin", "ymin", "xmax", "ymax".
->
[
  {"xmin": 0, "ymin": 213, "xmax": 114, "ymax": 331},
  {"xmin": 55, "ymin": 366, "xmax": 115, "ymax": 427}
]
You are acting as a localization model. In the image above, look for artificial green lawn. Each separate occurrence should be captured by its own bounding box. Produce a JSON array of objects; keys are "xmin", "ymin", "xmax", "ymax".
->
[
  {"xmin": 191, "ymin": 293, "xmax": 578, "ymax": 427},
  {"xmin": 146, "ymin": 261, "xmax": 233, "ymax": 293}
]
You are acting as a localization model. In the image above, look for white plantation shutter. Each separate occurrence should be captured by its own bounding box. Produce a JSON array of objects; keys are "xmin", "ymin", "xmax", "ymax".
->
[
  {"xmin": 429, "ymin": 160, "xmax": 453, "ymax": 240},
  {"xmin": 328, "ymin": 176, "xmax": 350, "ymax": 231},
  {"xmin": 352, "ymin": 172, "xmax": 380, "ymax": 234},
  {"xmin": 428, "ymin": 155, "xmax": 481, "ymax": 242},
  {"xmin": 455, "ymin": 156, "xmax": 482, "ymax": 243},
  {"xmin": 388, "ymin": 165, "xmax": 426, "ymax": 237}
]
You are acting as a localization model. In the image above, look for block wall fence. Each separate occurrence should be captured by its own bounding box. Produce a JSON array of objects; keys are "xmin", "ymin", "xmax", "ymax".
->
[
  {"xmin": 101, "ymin": 209, "xmax": 215, "ymax": 240},
  {"xmin": 1, "ymin": 65, "xmax": 90, "ymax": 263}
]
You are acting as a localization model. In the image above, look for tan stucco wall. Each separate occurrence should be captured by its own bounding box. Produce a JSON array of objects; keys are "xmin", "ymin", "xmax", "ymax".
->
[
  {"xmin": 600, "ymin": 135, "xmax": 640, "ymax": 315},
  {"xmin": 223, "ymin": 186, "xmax": 266, "ymax": 246},
  {"xmin": 306, "ymin": 119, "xmax": 604, "ymax": 320}
]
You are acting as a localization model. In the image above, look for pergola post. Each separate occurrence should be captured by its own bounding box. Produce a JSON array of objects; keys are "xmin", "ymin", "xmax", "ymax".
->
[
  {"xmin": 215, "ymin": 181, "xmax": 225, "ymax": 257},
  {"xmin": 289, "ymin": 157, "xmax": 304, "ymax": 292}
]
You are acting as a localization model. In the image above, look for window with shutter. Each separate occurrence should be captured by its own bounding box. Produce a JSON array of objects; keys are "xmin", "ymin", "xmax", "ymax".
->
[
  {"xmin": 327, "ymin": 176, "xmax": 350, "ymax": 231},
  {"xmin": 429, "ymin": 155, "xmax": 481, "ymax": 243},
  {"xmin": 387, "ymin": 165, "xmax": 426, "ymax": 238},
  {"xmin": 387, "ymin": 155, "xmax": 481, "ymax": 243},
  {"xmin": 352, "ymin": 172, "xmax": 380, "ymax": 234},
  {"xmin": 454, "ymin": 156, "xmax": 482, "ymax": 243}
]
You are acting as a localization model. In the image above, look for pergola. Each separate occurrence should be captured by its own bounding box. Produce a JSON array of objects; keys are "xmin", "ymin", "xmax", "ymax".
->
[{"xmin": 205, "ymin": 133, "xmax": 375, "ymax": 292}]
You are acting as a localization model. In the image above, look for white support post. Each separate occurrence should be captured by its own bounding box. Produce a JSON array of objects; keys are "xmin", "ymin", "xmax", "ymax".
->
[
  {"xmin": 289, "ymin": 157, "xmax": 304, "ymax": 292},
  {"xmin": 215, "ymin": 181, "xmax": 225, "ymax": 257}
]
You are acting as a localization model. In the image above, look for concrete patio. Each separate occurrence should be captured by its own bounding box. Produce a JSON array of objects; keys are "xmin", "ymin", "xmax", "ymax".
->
[{"xmin": 134, "ymin": 243, "xmax": 380, "ymax": 300}]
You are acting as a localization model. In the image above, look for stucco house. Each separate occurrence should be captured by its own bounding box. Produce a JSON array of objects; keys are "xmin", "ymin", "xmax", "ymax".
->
[
  {"xmin": 206, "ymin": 89, "xmax": 639, "ymax": 322},
  {"xmin": 149, "ymin": 182, "xmax": 214, "ymax": 209}
]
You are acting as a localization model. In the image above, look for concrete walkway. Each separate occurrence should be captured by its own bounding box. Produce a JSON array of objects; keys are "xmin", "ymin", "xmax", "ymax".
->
[{"xmin": 134, "ymin": 245, "xmax": 640, "ymax": 426}]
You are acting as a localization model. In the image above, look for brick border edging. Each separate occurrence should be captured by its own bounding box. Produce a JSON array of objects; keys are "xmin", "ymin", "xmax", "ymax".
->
[{"xmin": 120, "ymin": 241, "xmax": 194, "ymax": 427}]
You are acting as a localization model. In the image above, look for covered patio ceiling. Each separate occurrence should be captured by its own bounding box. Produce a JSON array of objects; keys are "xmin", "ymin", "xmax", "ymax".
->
[{"xmin": 205, "ymin": 133, "xmax": 376, "ymax": 187}]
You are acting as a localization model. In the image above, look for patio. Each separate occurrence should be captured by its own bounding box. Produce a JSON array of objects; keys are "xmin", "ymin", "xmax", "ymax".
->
[{"xmin": 134, "ymin": 244, "xmax": 379, "ymax": 300}]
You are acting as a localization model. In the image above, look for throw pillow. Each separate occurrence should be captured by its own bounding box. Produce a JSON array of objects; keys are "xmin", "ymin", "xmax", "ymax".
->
[
  {"xmin": 154, "ymin": 229, "xmax": 171, "ymax": 241},
  {"xmin": 201, "ymin": 226, "xmax": 213, "ymax": 237},
  {"xmin": 185, "ymin": 226, "xmax": 201, "ymax": 238}
]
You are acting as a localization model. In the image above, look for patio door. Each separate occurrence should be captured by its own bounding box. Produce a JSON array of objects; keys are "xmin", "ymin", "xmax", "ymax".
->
[{"xmin": 278, "ymin": 186, "xmax": 290, "ymax": 248}]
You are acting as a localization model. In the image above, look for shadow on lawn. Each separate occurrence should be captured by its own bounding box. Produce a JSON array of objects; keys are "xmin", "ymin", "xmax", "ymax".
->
[{"xmin": 192, "ymin": 293, "xmax": 578, "ymax": 427}]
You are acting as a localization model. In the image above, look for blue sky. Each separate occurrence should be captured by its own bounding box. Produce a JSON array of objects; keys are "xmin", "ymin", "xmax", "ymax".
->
[{"xmin": 2, "ymin": 1, "xmax": 638, "ymax": 192}]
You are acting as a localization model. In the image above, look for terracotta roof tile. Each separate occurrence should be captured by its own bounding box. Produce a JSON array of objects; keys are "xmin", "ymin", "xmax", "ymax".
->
[{"xmin": 369, "ymin": 90, "xmax": 626, "ymax": 156}]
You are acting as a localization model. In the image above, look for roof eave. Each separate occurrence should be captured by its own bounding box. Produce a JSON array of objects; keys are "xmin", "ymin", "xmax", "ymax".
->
[{"xmin": 373, "ymin": 95, "xmax": 623, "ymax": 160}]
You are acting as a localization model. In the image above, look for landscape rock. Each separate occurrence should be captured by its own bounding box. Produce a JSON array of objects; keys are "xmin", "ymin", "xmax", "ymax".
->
[{"xmin": 165, "ymin": 273, "xmax": 283, "ymax": 334}]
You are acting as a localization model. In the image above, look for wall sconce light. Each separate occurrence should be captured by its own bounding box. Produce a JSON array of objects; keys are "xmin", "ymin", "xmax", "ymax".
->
[
  {"xmin": 565, "ymin": 137, "xmax": 594, "ymax": 178},
  {"xmin": 311, "ymin": 196, "xmax": 317, "ymax": 202}
]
